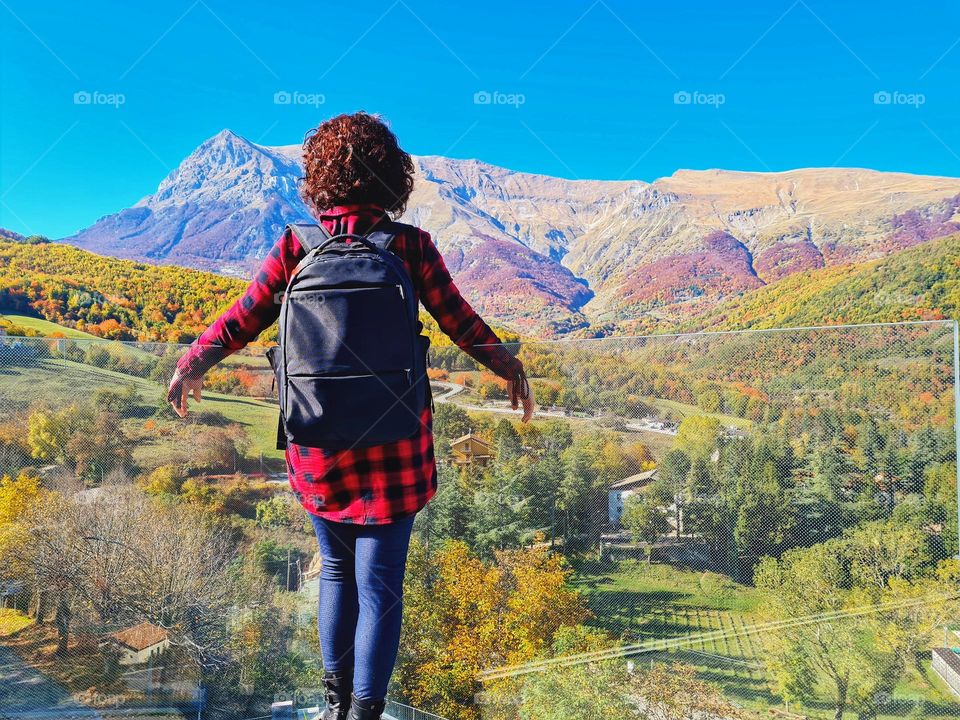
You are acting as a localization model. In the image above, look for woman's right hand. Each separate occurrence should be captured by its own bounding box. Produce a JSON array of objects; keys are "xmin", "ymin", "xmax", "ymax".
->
[
  {"xmin": 167, "ymin": 368, "xmax": 204, "ymax": 418},
  {"xmin": 508, "ymin": 369, "xmax": 534, "ymax": 423}
]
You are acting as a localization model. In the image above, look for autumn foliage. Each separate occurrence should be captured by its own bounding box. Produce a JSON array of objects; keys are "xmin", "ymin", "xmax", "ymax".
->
[{"xmin": 396, "ymin": 540, "xmax": 590, "ymax": 720}]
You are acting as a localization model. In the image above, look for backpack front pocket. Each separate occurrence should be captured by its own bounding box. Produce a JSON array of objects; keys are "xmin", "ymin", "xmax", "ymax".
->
[
  {"xmin": 284, "ymin": 285, "xmax": 411, "ymax": 376},
  {"xmin": 284, "ymin": 370, "xmax": 422, "ymax": 448}
]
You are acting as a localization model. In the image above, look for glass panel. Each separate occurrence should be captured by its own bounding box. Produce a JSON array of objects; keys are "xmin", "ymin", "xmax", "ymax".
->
[{"xmin": 0, "ymin": 321, "xmax": 956, "ymax": 720}]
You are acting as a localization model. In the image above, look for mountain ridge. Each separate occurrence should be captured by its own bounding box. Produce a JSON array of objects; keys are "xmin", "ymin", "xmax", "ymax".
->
[{"xmin": 62, "ymin": 129, "xmax": 960, "ymax": 336}]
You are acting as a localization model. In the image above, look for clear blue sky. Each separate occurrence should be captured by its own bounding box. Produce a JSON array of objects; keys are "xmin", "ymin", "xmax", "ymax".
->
[{"xmin": 3, "ymin": 0, "xmax": 960, "ymax": 237}]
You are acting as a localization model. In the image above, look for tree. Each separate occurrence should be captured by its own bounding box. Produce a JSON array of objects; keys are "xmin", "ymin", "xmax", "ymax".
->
[
  {"xmin": 656, "ymin": 449, "xmax": 690, "ymax": 539},
  {"xmin": 396, "ymin": 540, "xmax": 589, "ymax": 720},
  {"xmin": 426, "ymin": 465, "xmax": 477, "ymax": 546},
  {"xmin": 433, "ymin": 402, "xmax": 472, "ymax": 449},
  {"xmin": 493, "ymin": 419, "xmax": 523, "ymax": 462},
  {"xmin": 533, "ymin": 380, "xmax": 561, "ymax": 408},
  {"xmin": 843, "ymin": 519, "xmax": 928, "ymax": 590},
  {"xmin": 622, "ymin": 494, "xmax": 669, "ymax": 544},
  {"xmin": 27, "ymin": 406, "xmax": 74, "ymax": 462},
  {"xmin": 20, "ymin": 494, "xmax": 85, "ymax": 653},
  {"xmin": 139, "ymin": 464, "xmax": 183, "ymax": 496},
  {"xmin": 755, "ymin": 545, "xmax": 870, "ymax": 720},
  {"xmin": 0, "ymin": 473, "xmax": 47, "ymax": 584},
  {"xmin": 250, "ymin": 538, "xmax": 301, "ymax": 590},
  {"xmin": 477, "ymin": 373, "xmax": 508, "ymax": 400},
  {"xmin": 93, "ymin": 384, "xmax": 139, "ymax": 414},
  {"xmin": 26, "ymin": 404, "xmax": 132, "ymax": 483},
  {"xmin": 75, "ymin": 488, "xmax": 239, "ymax": 668},
  {"xmin": 732, "ymin": 466, "xmax": 796, "ymax": 581},
  {"xmin": 65, "ymin": 411, "xmax": 133, "ymax": 483},
  {"xmin": 924, "ymin": 461, "xmax": 958, "ymax": 556},
  {"xmin": 675, "ymin": 415, "xmax": 721, "ymax": 461},
  {"xmin": 630, "ymin": 663, "xmax": 746, "ymax": 720},
  {"xmin": 695, "ymin": 384, "xmax": 722, "ymax": 414},
  {"xmin": 809, "ymin": 440, "xmax": 852, "ymax": 504},
  {"xmin": 255, "ymin": 496, "xmax": 292, "ymax": 529},
  {"xmin": 517, "ymin": 626, "xmax": 632, "ymax": 720},
  {"xmin": 558, "ymin": 445, "xmax": 592, "ymax": 543},
  {"xmin": 623, "ymin": 442, "xmax": 655, "ymax": 474},
  {"xmin": 752, "ymin": 538, "xmax": 945, "ymax": 720},
  {"xmin": 539, "ymin": 420, "xmax": 573, "ymax": 453},
  {"xmin": 687, "ymin": 457, "xmax": 712, "ymax": 498},
  {"xmin": 181, "ymin": 478, "xmax": 227, "ymax": 513},
  {"xmin": 470, "ymin": 482, "xmax": 528, "ymax": 558},
  {"xmin": 227, "ymin": 597, "xmax": 303, "ymax": 699},
  {"xmin": 514, "ymin": 459, "xmax": 558, "ymax": 541},
  {"xmin": 187, "ymin": 425, "xmax": 249, "ymax": 474}
]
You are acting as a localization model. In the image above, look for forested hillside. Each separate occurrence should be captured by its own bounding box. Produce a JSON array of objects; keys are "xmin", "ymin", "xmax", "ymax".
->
[
  {"xmin": 0, "ymin": 236, "xmax": 247, "ymax": 342},
  {"xmin": 0, "ymin": 237, "xmax": 517, "ymax": 347},
  {"xmin": 3, "ymin": 230, "xmax": 960, "ymax": 346},
  {"xmin": 677, "ymin": 232, "xmax": 960, "ymax": 333}
]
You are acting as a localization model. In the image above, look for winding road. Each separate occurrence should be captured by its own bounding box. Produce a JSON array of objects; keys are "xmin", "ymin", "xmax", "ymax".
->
[
  {"xmin": 431, "ymin": 381, "xmax": 679, "ymax": 433},
  {"xmin": 0, "ymin": 646, "xmax": 102, "ymax": 719}
]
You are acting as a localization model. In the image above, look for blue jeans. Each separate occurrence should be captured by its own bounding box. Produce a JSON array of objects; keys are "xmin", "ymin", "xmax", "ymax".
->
[{"xmin": 309, "ymin": 513, "xmax": 416, "ymax": 701}]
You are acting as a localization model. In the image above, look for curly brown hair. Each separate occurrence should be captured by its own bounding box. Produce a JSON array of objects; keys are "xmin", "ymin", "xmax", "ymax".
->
[{"xmin": 300, "ymin": 112, "xmax": 415, "ymax": 217}]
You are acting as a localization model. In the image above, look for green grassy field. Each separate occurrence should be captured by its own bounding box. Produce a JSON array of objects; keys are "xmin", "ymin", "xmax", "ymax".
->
[
  {"xmin": 572, "ymin": 559, "xmax": 761, "ymax": 634},
  {"xmin": 649, "ymin": 397, "xmax": 753, "ymax": 429},
  {"xmin": 0, "ymin": 313, "xmax": 100, "ymax": 339},
  {"xmin": 571, "ymin": 559, "xmax": 959, "ymax": 719},
  {"xmin": 0, "ymin": 609, "xmax": 33, "ymax": 637},
  {"xmin": 0, "ymin": 315, "xmax": 172, "ymax": 368},
  {"xmin": 0, "ymin": 356, "xmax": 283, "ymax": 462}
]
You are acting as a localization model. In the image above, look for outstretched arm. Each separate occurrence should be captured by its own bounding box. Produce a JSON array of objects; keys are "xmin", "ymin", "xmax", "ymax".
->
[
  {"xmin": 415, "ymin": 229, "xmax": 533, "ymax": 421},
  {"xmin": 168, "ymin": 229, "xmax": 303, "ymax": 416}
]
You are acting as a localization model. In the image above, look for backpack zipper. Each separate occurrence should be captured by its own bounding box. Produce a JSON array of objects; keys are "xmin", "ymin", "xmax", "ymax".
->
[
  {"xmin": 287, "ymin": 282, "xmax": 405, "ymax": 294},
  {"xmin": 286, "ymin": 369, "xmax": 413, "ymax": 380}
]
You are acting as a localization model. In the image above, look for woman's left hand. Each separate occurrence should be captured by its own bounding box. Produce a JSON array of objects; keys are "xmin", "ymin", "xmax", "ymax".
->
[
  {"xmin": 167, "ymin": 369, "xmax": 203, "ymax": 418},
  {"xmin": 508, "ymin": 368, "xmax": 535, "ymax": 424}
]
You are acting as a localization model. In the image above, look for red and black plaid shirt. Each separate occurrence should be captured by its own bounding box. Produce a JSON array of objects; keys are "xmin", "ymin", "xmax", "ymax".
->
[{"xmin": 176, "ymin": 204, "xmax": 523, "ymax": 524}]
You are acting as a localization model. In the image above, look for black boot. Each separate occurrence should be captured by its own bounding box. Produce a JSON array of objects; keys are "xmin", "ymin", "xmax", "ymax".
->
[
  {"xmin": 345, "ymin": 693, "xmax": 386, "ymax": 720},
  {"xmin": 320, "ymin": 672, "xmax": 352, "ymax": 720}
]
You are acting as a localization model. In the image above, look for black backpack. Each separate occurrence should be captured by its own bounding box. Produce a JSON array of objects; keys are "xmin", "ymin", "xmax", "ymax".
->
[{"xmin": 266, "ymin": 221, "xmax": 430, "ymax": 450}]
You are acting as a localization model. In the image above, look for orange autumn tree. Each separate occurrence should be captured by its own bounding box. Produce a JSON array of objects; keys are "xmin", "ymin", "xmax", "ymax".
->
[{"xmin": 395, "ymin": 539, "xmax": 589, "ymax": 720}]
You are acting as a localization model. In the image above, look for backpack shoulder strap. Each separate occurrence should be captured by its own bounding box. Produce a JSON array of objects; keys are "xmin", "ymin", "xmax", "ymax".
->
[
  {"xmin": 365, "ymin": 219, "xmax": 417, "ymax": 252},
  {"xmin": 286, "ymin": 223, "xmax": 332, "ymax": 253},
  {"xmin": 364, "ymin": 229, "xmax": 397, "ymax": 252}
]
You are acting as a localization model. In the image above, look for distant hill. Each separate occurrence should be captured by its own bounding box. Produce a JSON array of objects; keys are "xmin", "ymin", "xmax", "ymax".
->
[
  {"xmin": 3, "ymin": 230, "xmax": 955, "ymax": 349},
  {"xmin": 62, "ymin": 130, "xmax": 960, "ymax": 336},
  {"xmin": 0, "ymin": 239, "xmax": 518, "ymax": 347},
  {"xmin": 0, "ymin": 239, "xmax": 247, "ymax": 342},
  {"xmin": 677, "ymin": 232, "xmax": 960, "ymax": 333},
  {"xmin": 0, "ymin": 228, "xmax": 26, "ymax": 243}
]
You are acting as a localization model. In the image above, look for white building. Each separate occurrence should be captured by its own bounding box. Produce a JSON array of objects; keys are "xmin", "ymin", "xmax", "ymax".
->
[
  {"xmin": 608, "ymin": 469, "xmax": 658, "ymax": 527},
  {"xmin": 932, "ymin": 648, "xmax": 960, "ymax": 697}
]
